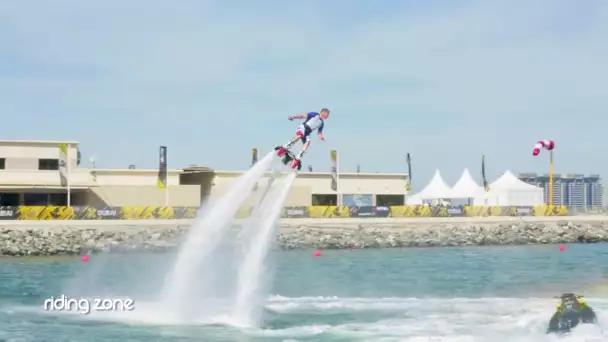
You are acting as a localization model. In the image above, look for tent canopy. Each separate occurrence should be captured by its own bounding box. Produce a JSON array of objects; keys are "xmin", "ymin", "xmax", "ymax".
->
[
  {"xmin": 449, "ymin": 168, "xmax": 484, "ymax": 199},
  {"xmin": 476, "ymin": 170, "xmax": 544, "ymax": 206},
  {"xmin": 491, "ymin": 170, "xmax": 541, "ymax": 190},
  {"xmin": 412, "ymin": 169, "xmax": 452, "ymax": 199}
]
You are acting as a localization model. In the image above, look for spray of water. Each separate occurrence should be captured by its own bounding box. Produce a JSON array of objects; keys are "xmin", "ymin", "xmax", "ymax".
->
[
  {"xmin": 160, "ymin": 152, "xmax": 275, "ymax": 322},
  {"xmin": 231, "ymin": 172, "xmax": 297, "ymax": 327}
]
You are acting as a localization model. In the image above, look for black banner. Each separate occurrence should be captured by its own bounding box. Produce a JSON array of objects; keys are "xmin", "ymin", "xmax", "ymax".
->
[
  {"xmin": 444, "ymin": 207, "xmax": 465, "ymax": 217},
  {"xmin": 0, "ymin": 206, "xmax": 18, "ymax": 220},
  {"xmin": 348, "ymin": 206, "xmax": 391, "ymax": 217},
  {"xmin": 513, "ymin": 206, "xmax": 533, "ymax": 216},
  {"xmin": 157, "ymin": 146, "xmax": 167, "ymax": 189}
]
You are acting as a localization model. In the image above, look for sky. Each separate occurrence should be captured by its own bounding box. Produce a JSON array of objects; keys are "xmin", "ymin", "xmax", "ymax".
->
[{"xmin": 0, "ymin": 0, "xmax": 606, "ymax": 191}]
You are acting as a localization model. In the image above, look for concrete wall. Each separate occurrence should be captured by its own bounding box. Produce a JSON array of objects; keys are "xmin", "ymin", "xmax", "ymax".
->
[
  {"xmin": 88, "ymin": 185, "xmax": 200, "ymax": 207},
  {"xmin": 0, "ymin": 165, "xmax": 199, "ymax": 207},
  {"xmin": 90, "ymin": 169, "xmax": 181, "ymax": 186},
  {"xmin": 294, "ymin": 172, "xmax": 406, "ymax": 195},
  {"xmin": 0, "ymin": 170, "xmax": 94, "ymax": 187},
  {"xmin": 209, "ymin": 171, "xmax": 407, "ymax": 206},
  {"xmin": 70, "ymin": 170, "xmax": 198, "ymax": 206},
  {"xmin": 284, "ymin": 186, "xmax": 312, "ymax": 206},
  {"xmin": 0, "ymin": 140, "xmax": 80, "ymax": 170},
  {"xmin": 0, "ymin": 169, "xmax": 182, "ymax": 187},
  {"xmin": 0, "ymin": 140, "xmax": 204, "ymax": 207}
]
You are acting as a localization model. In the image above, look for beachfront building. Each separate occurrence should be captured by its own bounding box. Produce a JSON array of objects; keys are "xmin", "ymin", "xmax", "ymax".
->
[
  {"xmin": 0, "ymin": 140, "xmax": 202, "ymax": 207},
  {"xmin": 209, "ymin": 170, "xmax": 408, "ymax": 207},
  {"xmin": 518, "ymin": 173, "xmax": 604, "ymax": 209},
  {"xmin": 0, "ymin": 140, "xmax": 409, "ymax": 208}
]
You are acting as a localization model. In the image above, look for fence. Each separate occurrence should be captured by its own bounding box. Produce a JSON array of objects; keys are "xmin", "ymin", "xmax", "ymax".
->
[
  {"xmin": 0, "ymin": 206, "xmax": 197, "ymax": 220},
  {"xmin": 564, "ymin": 207, "xmax": 608, "ymax": 215},
  {"xmin": 0, "ymin": 205, "xmax": 569, "ymax": 220},
  {"xmin": 276, "ymin": 205, "xmax": 568, "ymax": 218}
]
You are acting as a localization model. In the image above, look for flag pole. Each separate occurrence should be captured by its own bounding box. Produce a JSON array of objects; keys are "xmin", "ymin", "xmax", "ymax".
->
[
  {"xmin": 165, "ymin": 183, "xmax": 169, "ymax": 206},
  {"xmin": 67, "ymin": 143, "xmax": 71, "ymax": 206},
  {"xmin": 549, "ymin": 150, "xmax": 554, "ymax": 207}
]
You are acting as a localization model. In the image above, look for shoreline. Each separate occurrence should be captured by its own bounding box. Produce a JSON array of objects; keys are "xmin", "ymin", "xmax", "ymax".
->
[{"xmin": 0, "ymin": 217, "xmax": 607, "ymax": 256}]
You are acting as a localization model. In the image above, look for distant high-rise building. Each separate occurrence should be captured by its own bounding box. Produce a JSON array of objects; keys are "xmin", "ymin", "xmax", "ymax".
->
[{"xmin": 518, "ymin": 173, "xmax": 604, "ymax": 209}]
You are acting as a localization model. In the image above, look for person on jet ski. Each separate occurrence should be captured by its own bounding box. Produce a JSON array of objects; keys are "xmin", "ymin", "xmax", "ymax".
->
[{"xmin": 547, "ymin": 293, "xmax": 597, "ymax": 333}]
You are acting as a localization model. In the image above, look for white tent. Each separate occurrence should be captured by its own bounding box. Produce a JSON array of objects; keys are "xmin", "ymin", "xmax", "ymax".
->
[
  {"xmin": 410, "ymin": 169, "xmax": 452, "ymax": 200},
  {"xmin": 476, "ymin": 170, "xmax": 544, "ymax": 206},
  {"xmin": 449, "ymin": 168, "xmax": 485, "ymax": 199}
]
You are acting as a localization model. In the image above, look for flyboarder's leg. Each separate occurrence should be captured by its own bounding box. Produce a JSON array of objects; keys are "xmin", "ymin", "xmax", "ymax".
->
[
  {"xmin": 295, "ymin": 140, "xmax": 311, "ymax": 159},
  {"xmin": 276, "ymin": 124, "xmax": 308, "ymax": 157}
]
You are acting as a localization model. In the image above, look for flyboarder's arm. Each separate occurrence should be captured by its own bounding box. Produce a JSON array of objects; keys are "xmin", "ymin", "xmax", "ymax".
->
[
  {"xmin": 288, "ymin": 114, "xmax": 307, "ymax": 121},
  {"xmin": 318, "ymin": 122, "xmax": 325, "ymax": 140},
  {"xmin": 289, "ymin": 112, "xmax": 317, "ymax": 121}
]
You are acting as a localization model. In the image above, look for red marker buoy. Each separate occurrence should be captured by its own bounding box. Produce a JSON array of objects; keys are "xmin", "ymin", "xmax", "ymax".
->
[
  {"xmin": 81, "ymin": 255, "xmax": 90, "ymax": 262},
  {"xmin": 313, "ymin": 250, "xmax": 321, "ymax": 257},
  {"xmin": 559, "ymin": 245, "xmax": 565, "ymax": 251}
]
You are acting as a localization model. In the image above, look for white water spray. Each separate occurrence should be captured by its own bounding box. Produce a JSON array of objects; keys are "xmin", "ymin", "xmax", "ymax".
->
[
  {"xmin": 231, "ymin": 172, "xmax": 297, "ymax": 327},
  {"xmin": 160, "ymin": 152, "xmax": 275, "ymax": 321}
]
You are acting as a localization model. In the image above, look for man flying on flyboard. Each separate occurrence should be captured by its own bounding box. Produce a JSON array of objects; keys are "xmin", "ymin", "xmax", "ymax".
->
[{"xmin": 274, "ymin": 108, "xmax": 330, "ymax": 170}]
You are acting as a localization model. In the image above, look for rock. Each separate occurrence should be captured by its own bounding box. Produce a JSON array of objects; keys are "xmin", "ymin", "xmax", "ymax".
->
[{"xmin": 0, "ymin": 219, "xmax": 607, "ymax": 256}]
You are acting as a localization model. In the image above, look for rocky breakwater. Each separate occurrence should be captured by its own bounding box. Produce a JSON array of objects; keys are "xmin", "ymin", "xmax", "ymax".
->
[
  {"xmin": 0, "ymin": 221, "xmax": 192, "ymax": 256},
  {"xmin": 277, "ymin": 217, "xmax": 608, "ymax": 249},
  {"xmin": 1, "ymin": 217, "xmax": 608, "ymax": 256}
]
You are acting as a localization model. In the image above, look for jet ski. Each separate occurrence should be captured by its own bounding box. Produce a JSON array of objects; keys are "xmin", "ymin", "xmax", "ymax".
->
[{"xmin": 547, "ymin": 293, "xmax": 597, "ymax": 334}]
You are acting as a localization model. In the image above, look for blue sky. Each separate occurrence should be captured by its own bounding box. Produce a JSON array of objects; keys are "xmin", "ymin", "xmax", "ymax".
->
[{"xmin": 1, "ymin": 0, "xmax": 606, "ymax": 190}]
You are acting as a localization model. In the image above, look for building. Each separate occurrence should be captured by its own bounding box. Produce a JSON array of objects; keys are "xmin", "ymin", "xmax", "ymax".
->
[
  {"xmin": 0, "ymin": 140, "xmax": 409, "ymax": 208},
  {"xmin": 518, "ymin": 172, "xmax": 604, "ymax": 209},
  {"xmin": 208, "ymin": 170, "xmax": 408, "ymax": 207},
  {"xmin": 0, "ymin": 140, "xmax": 203, "ymax": 207}
]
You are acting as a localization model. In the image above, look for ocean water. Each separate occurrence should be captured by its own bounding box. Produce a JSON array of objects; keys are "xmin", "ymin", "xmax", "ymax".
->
[{"xmin": 1, "ymin": 244, "xmax": 608, "ymax": 341}]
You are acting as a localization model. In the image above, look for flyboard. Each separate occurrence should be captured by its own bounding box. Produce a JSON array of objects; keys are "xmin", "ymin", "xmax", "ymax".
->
[{"xmin": 274, "ymin": 146, "xmax": 302, "ymax": 171}]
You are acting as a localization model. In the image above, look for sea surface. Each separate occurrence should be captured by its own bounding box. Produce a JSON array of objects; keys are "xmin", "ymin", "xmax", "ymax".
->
[{"xmin": 1, "ymin": 244, "xmax": 608, "ymax": 341}]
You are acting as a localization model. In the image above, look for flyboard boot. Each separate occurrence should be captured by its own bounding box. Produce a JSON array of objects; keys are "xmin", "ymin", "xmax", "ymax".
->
[
  {"xmin": 290, "ymin": 150, "xmax": 304, "ymax": 171},
  {"xmin": 274, "ymin": 141, "xmax": 294, "ymax": 158}
]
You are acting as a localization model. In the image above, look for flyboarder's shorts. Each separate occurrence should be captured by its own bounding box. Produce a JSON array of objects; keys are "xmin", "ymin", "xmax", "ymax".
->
[{"xmin": 296, "ymin": 124, "xmax": 313, "ymax": 143}]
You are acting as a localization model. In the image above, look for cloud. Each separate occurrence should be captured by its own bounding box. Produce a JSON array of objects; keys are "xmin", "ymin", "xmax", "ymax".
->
[{"xmin": 0, "ymin": 0, "xmax": 606, "ymax": 188}]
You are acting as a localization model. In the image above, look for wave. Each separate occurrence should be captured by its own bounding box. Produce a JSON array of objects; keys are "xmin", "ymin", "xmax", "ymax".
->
[{"xmin": 4, "ymin": 296, "xmax": 607, "ymax": 341}]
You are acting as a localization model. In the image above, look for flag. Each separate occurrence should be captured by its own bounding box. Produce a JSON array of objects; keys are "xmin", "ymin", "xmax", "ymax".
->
[
  {"xmin": 252, "ymin": 148, "xmax": 259, "ymax": 191},
  {"xmin": 58, "ymin": 143, "xmax": 69, "ymax": 187},
  {"xmin": 406, "ymin": 153, "xmax": 412, "ymax": 193},
  {"xmin": 330, "ymin": 150, "xmax": 338, "ymax": 191},
  {"xmin": 157, "ymin": 146, "xmax": 167, "ymax": 189},
  {"xmin": 356, "ymin": 164, "xmax": 360, "ymax": 173},
  {"xmin": 482, "ymin": 154, "xmax": 489, "ymax": 192}
]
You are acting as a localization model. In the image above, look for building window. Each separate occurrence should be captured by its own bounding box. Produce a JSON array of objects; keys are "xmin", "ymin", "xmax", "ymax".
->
[
  {"xmin": 0, "ymin": 158, "xmax": 5, "ymax": 170},
  {"xmin": 39, "ymin": 159, "xmax": 59, "ymax": 170},
  {"xmin": 24, "ymin": 193, "xmax": 48, "ymax": 205}
]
